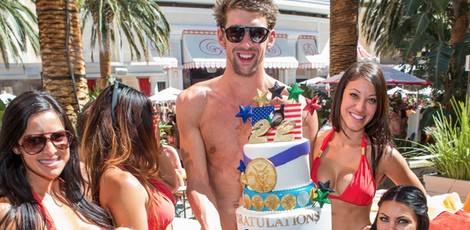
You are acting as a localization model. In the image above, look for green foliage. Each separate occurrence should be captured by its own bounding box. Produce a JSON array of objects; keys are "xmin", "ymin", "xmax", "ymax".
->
[
  {"xmin": 80, "ymin": 0, "xmax": 171, "ymax": 62},
  {"xmin": 0, "ymin": 100, "xmax": 6, "ymax": 129},
  {"xmin": 417, "ymin": 97, "xmax": 470, "ymax": 180},
  {"xmin": 360, "ymin": 0, "xmax": 470, "ymax": 103},
  {"xmin": 0, "ymin": 0, "xmax": 40, "ymax": 68},
  {"xmin": 88, "ymin": 85, "xmax": 101, "ymax": 100}
]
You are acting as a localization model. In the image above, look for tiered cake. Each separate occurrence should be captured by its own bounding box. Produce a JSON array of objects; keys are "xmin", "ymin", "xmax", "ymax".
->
[{"xmin": 235, "ymin": 84, "xmax": 332, "ymax": 230}]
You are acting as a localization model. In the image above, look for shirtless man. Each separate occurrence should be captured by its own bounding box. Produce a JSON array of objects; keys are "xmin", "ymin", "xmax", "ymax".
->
[{"xmin": 176, "ymin": 0, "xmax": 318, "ymax": 229}]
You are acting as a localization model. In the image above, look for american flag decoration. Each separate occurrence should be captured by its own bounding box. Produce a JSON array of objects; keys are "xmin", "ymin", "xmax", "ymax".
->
[{"xmin": 251, "ymin": 103, "xmax": 302, "ymax": 142}]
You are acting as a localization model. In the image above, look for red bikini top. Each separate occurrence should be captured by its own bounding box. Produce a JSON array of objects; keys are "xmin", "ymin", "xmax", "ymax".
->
[{"xmin": 311, "ymin": 129, "xmax": 376, "ymax": 206}]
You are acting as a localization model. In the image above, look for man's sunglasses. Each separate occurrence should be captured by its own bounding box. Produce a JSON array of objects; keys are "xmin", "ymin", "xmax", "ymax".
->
[
  {"xmin": 111, "ymin": 81, "xmax": 129, "ymax": 124},
  {"xmin": 20, "ymin": 131, "xmax": 74, "ymax": 155},
  {"xmin": 222, "ymin": 26, "xmax": 270, "ymax": 43}
]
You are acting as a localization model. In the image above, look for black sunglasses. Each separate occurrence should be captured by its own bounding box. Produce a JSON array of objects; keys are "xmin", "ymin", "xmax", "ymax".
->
[
  {"xmin": 20, "ymin": 131, "xmax": 74, "ymax": 155},
  {"xmin": 222, "ymin": 26, "xmax": 270, "ymax": 43},
  {"xmin": 111, "ymin": 81, "xmax": 129, "ymax": 124}
]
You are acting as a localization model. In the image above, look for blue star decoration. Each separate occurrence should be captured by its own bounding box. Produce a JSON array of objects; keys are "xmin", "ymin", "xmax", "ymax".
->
[
  {"xmin": 287, "ymin": 83, "xmax": 304, "ymax": 102},
  {"xmin": 312, "ymin": 180, "xmax": 334, "ymax": 208},
  {"xmin": 318, "ymin": 180, "xmax": 335, "ymax": 193},
  {"xmin": 236, "ymin": 105, "xmax": 252, "ymax": 124},
  {"xmin": 268, "ymin": 82, "xmax": 285, "ymax": 100},
  {"xmin": 237, "ymin": 160, "xmax": 246, "ymax": 172}
]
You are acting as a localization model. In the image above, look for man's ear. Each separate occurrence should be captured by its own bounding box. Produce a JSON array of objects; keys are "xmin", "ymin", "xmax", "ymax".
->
[
  {"xmin": 217, "ymin": 27, "xmax": 226, "ymax": 48},
  {"xmin": 266, "ymin": 30, "xmax": 276, "ymax": 49}
]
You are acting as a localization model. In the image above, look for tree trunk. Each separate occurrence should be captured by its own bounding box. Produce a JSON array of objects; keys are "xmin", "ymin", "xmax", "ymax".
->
[
  {"xmin": 36, "ymin": 0, "xmax": 89, "ymax": 124},
  {"xmin": 330, "ymin": 0, "xmax": 359, "ymax": 76},
  {"xmin": 450, "ymin": 0, "xmax": 469, "ymax": 98},
  {"xmin": 98, "ymin": 29, "xmax": 111, "ymax": 89}
]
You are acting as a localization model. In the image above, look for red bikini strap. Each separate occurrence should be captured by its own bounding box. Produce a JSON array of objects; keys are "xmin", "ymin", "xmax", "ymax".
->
[
  {"xmin": 320, "ymin": 129, "xmax": 336, "ymax": 152},
  {"xmin": 32, "ymin": 193, "xmax": 55, "ymax": 230},
  {"xmin": 361, "ymin": 133, "xmax": 367, "ymax": 155}
]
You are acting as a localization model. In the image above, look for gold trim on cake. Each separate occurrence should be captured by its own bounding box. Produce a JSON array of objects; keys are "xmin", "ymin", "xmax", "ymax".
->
[
  {"xmin": 281, "ymin": 194, "xmax": 297, "ymax": 210},
  {"xmin": 251, "ymin": 195, "xmax": 265, "ymax": 211},
  {"xmin": 265, "ymin": 194, "xmax": 281, "ymax": 211}
]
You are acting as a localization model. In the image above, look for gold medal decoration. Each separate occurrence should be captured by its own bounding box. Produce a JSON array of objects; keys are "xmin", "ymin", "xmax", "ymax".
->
[
  {"xmin": 281, "ymin": 194, "xmax": 297, "ymax": 210},
  {"xmin": 251, "ymin": 195, "xmax": 265, "ymax": 211},
  {"xmin": 310, "ymin": 188, "xmax": 318, "ymax": 201},
  {"xmin": 245, "ymin": 158, "xmax": 277, "ymax": 193},
  {"xmin": 265, "ymin": 194, "xmax": 281, "ymax": 211},
  {"xmin": 243, "ymin": 194, "xmax": 251, "ymax": 209}
]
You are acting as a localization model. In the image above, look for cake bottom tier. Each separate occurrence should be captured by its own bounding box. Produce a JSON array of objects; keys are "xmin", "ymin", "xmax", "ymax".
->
[{"xmin": 236, "ymin": 204, "xmax": 331, "ymax": 230}]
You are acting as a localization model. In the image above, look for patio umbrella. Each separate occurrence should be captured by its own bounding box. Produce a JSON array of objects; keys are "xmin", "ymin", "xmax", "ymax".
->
[
  {"xmin": 299, "ymin": 77, "xmax": 326, "ymax": 86},
  {"xmin": 387, "ymin": 86, "xmax": 415, "ymax": 96},
  {"xmin": 150, "ymin": 87, "xmax": 182, "ymax": 102},
  {"xmin": 0, "ymin": 92, "xmax": 16, "ymax": 104},
  {"xmin": 318, "ymin": 65, "xmax": 429, "ymax": 85}
]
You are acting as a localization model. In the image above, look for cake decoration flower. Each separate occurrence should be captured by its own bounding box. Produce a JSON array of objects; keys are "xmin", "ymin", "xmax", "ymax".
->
[
  {"xmin": 236, "ymin": 105, "xmax": 252, "ymax": 124},
  {"xmin": 287, "ymin": 83, "xmax": 304, "ymax": 102},
  {"xmin": 253, "ymin": 89, "xmax": 270, "ymax": 107},
  {"xmin": 303, "ymin": 95, "xmax": 322, "ymax": 116},
  {"xmin": 268, "ymin": 82, "xmax": 285, "ymax": 100}
]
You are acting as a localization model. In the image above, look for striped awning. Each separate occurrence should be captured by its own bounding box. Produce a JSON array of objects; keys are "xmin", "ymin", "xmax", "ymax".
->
[{"xmin": 296, "ymin": 36, "xmax": 329, "ymax": 69}]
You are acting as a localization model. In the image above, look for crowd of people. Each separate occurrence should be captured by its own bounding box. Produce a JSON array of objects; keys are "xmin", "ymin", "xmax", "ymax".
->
[
  {"xmin": 0, "ymin": 0, "xmax": 445, "ymax": 230},
  {"xmin": 388, "ymin": 89, "xmax": 447, "ymax": 147}
]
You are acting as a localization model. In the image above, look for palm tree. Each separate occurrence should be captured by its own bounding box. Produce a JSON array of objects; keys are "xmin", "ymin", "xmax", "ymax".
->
[
  {"xmin": 36, "ymin": 0, "xmax": 89, "ymax": 124},
  {"xmin": 80, "ymin": 0, "xmax": 171, "ymax": 89},
  {"xmin": 0, "ymin": 0, "xmax": 39, "ymax": 68},
  {"xmin": 361, "ymin": 0, "xmax": 470, "ymax": 101},
  {"xmin": 330, "ymin": 0, "xmax": 359, "ymax": 76}
]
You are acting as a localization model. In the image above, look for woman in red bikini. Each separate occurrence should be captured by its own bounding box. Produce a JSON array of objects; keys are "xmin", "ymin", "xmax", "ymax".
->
[
  {"xmin": 0, "ymin": 91, "xmax": 113, "ymax": 229},
  {"xmin": 81, "ymin": 82, "xmax": 179, "ymax": 230},
  {"xmin": 310, "ymin": 62, "xmax": 425, "ymax": 230}
]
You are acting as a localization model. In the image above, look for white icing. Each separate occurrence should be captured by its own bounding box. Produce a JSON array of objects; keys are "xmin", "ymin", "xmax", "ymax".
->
[
  {"xmin": 236, "ymin": 204, "xmax": 332, "ymax": 230},
  {"xmin": 243, "ymin": 138, "xmax": 311, "ymax": 191}
]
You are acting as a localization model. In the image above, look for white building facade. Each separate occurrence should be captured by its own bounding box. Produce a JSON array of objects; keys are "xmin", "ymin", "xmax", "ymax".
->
[{"xmin": 0, "ymin": 0, "xmax": 331, "ymax": 96}]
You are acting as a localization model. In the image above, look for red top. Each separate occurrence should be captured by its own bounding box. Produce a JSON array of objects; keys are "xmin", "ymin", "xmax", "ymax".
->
[
  {"xmin": 311, "ymin": 129, "xmax": 376, "ymax": 206},
  {"xmin": 147, "ymin": 178, "xmax": 175, "ymax": 230},
  {"xmin": 116, "ymin": 165, "xmax": 175, "ymax": 230}
]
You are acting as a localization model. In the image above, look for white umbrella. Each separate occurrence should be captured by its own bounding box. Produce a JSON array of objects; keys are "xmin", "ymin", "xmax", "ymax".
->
[
  {"xmin": 150, "ymin": 87, "xmax": 182, "ymax": 102},
  {"xmin": 299, "ymin": 77, "xmax": 326, "ymax": 86},
  {"xmin": 387, "ymin": 86, "xmax": 414, "ymax": 96},
  {"xmin": 0, "ymin": 92, "xmax": 16, "ymax": 104}
]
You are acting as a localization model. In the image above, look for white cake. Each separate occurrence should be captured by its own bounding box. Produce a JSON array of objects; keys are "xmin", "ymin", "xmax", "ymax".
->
[{"xmin": 236, "ymin": 138, "xmax": 332, "ymax": 230}]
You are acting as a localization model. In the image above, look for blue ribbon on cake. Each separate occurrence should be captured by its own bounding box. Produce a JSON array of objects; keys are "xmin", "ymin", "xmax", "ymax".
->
[{"xmin": 242, "ymin": 140, "xmax": 309, "ymax": 167}]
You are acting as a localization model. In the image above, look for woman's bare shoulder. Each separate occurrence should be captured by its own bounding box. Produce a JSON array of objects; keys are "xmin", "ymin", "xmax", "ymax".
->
[{"xmin": 100, "ymin": 168, "xmax": 147, "ymax": 201}]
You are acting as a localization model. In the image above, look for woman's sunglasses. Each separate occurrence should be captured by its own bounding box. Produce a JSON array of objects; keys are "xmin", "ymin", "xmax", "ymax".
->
[
  {"xmin": 111, "ymin": 81, "xmax": 129, "ymax": 124},
  {"xmin": 222, "ymin": 26, "xmax": 270, "ymax": 43},
  {"xmin": 20, "ymin": 131, "xmax": 74, "ymax": 155}
]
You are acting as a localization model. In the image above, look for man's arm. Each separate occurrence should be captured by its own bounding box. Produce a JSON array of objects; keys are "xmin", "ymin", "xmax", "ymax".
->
[{"xmin": 176, "ymin": 90, "xmax": 222, "ymax": 230}]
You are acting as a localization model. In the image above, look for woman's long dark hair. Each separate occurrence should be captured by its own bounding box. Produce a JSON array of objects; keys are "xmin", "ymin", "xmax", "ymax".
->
[
  {"xmin": 0, "ymin": 91, "xmax": 113, "ymax": 229},
  {"xmin": 371, "ymin": 185, "xmax": 429, "ymax": 230},
  {"xmin": 81, "ymin": 83, "xmax": 163, "ymax": 225},
  {"xmin": 330, "ymin": 62, "xmax": 393, "ymax": 179}
]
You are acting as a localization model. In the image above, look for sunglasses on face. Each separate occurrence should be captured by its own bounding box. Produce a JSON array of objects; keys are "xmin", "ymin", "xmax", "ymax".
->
[
  {"xmin": 20, "ymin": 131, "xmax": 74, "ymax": 155},
  {"xmin": 111, "ymin": 81, "xmax": 129, "ymax": 124},
  {"xmin": 222, "ymin": 26, "xmax": 270, "ymax": 43}
]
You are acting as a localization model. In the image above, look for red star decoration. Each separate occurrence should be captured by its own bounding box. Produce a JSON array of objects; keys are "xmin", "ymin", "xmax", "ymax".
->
[{"xmin": 303, "ymin": 96, "xmax": 322, "ymax": 115}]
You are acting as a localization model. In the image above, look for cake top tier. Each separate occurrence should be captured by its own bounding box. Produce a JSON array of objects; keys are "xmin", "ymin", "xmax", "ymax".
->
[{"xmin": 235, "ymin": 82, "xmax": 321, "ymax": 144}]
